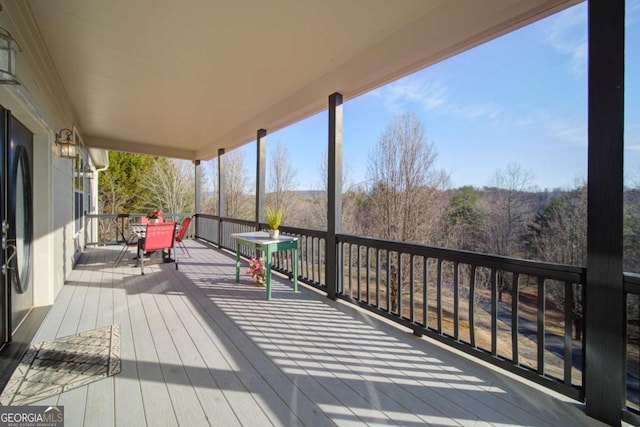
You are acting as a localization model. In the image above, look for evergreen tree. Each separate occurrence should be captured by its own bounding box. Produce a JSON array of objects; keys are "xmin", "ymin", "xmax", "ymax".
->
[{"xmin": 98, "ymin": 152, "xmax": 155, "ymax": 214}]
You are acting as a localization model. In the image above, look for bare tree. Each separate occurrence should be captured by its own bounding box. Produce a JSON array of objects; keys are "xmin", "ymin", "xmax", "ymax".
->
[
  {"xmin": 526, "ymin": 182, "xmax": 587, "ymax": 339},
  {"xmin": 223, "ymin": 149, "xmax": 253, "ymax": 219},
  {"xmin": 202, "ymin": 160, "xmax": 218, "ymax": 215},
  {"xmin": 485, "ymin": 163, "xmax": 536, "ymax": 257},
  {"xmin": 625, "ymin": 170, "xmax": 640, "ymax": 273},
  {"xmin": 484, "ymin": 162, "xmax": 536, "ymax": 302},
  {"xmin": 527, "ymin": 183, "xmax": 587, "ymax": 266},
  {"xmin": 366, "ymin": 111, "xmax": 449, "ymax": 244},
  {"xmin": 141, "ymin": 158, "xmax": 194, "ymax": 215},
  {"xmin": 266, "ymin": 140, "xmax": 299, "ymax": 224},
  {"xmin": 99, "ymin": 173, "xmax": 132, "ymax": 215},
  {"xmin": 365, "ymin": 111, "xmax": 449, "ymax": 312}
]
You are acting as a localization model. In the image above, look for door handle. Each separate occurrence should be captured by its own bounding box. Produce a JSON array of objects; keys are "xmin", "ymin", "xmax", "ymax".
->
[
  {"xmin": 2, "ymin": 234, "xmax": 17, "ymax": 275},
  {"xmin": 2, "ymin": 249, "xmax": 16, "ymax": 275},
  {"xmin": 1, "ymin": 220, "xmax": 15, "ymax": 275},
  {"xmin": 2, "ymin": 236, "xmax": 15, "ymax": 250}
]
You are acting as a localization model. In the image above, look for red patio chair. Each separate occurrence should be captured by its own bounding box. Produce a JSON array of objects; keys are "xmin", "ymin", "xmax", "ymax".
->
[
  {"xmin": 138, "ymin": 222, "xmax": 177, "ymax": 275},
  {"xmin": 175, "ymin": 216, "xmax": 192, "ymax": 257}
]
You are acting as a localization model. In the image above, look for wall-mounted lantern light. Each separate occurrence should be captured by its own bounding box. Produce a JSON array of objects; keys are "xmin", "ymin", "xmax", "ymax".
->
[
  {"xmin": 55, "ymin": 128, "xmax": 76, "ymax": 159},
  {"xmin": 0, "ymin": 26, "xmax": 20, "ymax": 85},
  {"xmin": 75, "ymin": 164, "xmax": 94, "ymax": 179}
]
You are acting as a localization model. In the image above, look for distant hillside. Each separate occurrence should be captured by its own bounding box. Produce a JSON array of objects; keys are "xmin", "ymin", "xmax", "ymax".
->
[{"xmin": 295, "ymin": 190, "xmax": 325, "ymax": 198}]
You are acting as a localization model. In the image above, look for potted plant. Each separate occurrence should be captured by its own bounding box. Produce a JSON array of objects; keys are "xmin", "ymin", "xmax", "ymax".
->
[
  {"xmin": 265, "ymin": 206, "xmax": 283, "ymax": 239},
  {"xmin": 247, "ymin": 257, "xmax": 266, "ymax": 286}
]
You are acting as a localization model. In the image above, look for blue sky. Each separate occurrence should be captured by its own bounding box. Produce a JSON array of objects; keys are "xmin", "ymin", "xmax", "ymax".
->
[{"xmin": 230, "ymin": 1, "xmax": 639, "ymax": 192}]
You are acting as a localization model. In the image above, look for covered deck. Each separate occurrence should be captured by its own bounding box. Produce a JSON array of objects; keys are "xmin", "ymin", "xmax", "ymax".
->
[{"xmin": 17, "ymin": 239, "xmax": 602, "ymax": 426}]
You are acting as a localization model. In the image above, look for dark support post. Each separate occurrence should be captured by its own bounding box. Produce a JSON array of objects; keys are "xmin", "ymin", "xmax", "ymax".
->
[
  {"xmin": 326, "ymin": 92, "xmax": 343, "ymax": 300},
  {"xmin": 585, "ymin": 1, "xmax": 625, "ymax": 424},
  {"xmin": 194, "ymin": 160, "xmax": 201, "ymax": 237},
  {"xmin": 194, "ymin": 160, "xmax": 202, "ymax": 214},
  {"xmin": 256, "ymin": 129, "xmax": 267, "ymax": 228},
  {"xmin": 218, "ymin": 148, "xmax": 226, "ymax": 249}
]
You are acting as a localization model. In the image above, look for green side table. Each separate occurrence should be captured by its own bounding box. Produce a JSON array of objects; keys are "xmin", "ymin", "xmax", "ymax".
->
[{"xmin": 231, "ymin": 231, "xmax": 299, "ymax": 300}]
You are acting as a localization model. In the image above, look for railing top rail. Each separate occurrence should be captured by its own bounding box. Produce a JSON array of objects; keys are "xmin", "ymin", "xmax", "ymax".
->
[
  {"xmin": 195, "ymin": 213, "xmax": 220, "ymax": 220},
  {"xmin": 624, "ymin": 272, "xmax": 640, "ymax": 295},
  {"xmin": 219, "ymin": 216, "xmax": 257, "ymax": 227},
  {"xmin": 87, "ymin": 212, "xmax": 194, "ymax": 218},
  {"xmin": 337, "ymin": 232, "xmax": 586, "ymax": 283},
  {"xmin": 206, "ymin": 217, "xmax": 327, "ymax": 239},
  {"xmin": 261, "ymin": 223, "xmax": 328, "ymax": 239}
]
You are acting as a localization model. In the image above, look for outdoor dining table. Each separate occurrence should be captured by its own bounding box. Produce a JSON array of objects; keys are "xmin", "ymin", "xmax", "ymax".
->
[{"xmin": 230, "ymin": 231, "xmax": 299, "ymax": 300}]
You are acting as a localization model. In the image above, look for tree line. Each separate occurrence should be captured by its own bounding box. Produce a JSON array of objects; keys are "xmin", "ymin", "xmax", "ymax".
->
[{"xmin": 98, "ymin": 153, "xmax": 194, "ymax": 216}]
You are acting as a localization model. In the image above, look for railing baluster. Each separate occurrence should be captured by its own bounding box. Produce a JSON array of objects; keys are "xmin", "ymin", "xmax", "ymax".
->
[
  {"xmin": 398, "ymin": 253, "xmax": 403, "ymax": 317},
  {"xmin": 348, "ymin": 244, "xmax": 353, "ymax": 298},
  {"xmin": 318, "ymin": 236, "xmax": 322, "ymax": 284},
  {"xmin": 282, "ymin": 246, "xmax": 286, "ymax": 272},
  {"xmin": 311, "ymin": 237, "xmax": 316, "ymax": 283},
  {"xmin": 512, "ymin": 272, "xmax": 520, "ymax": 365},
  {"xmin": 305, "ymin": 236, "xmax": 309, "ymax": 281},
  {"xmin": 491, "ymin": 269, "xmax": 497, "ymax": 355},
  {"xmin": 410, "ymin": 254, "xmax": 415, "ymax": 323},
  {"xmin": 386, "ymin": 250, "xmax": 391, "ymax": 313},
  {"xmin": 357, "ymin": 245, "xmax": 361, "ymax": 301},
  {"xmin": 307, "ymin": 236, "xmax": 312, "ymax": 282},
  {"xmin": 437, "ymin": 258, "xmax": 443, "ymax": 333},
  {"xmin": 469, "ymin": 265, "xmax": 477, "ymax": 347},
  {"xmin": 423, "ymin": 257, "xmax": 429, "ymax": 330},
  {"xmin": 366, "ymin": 247, "xmax": 371, "ymax": 305},
  {"xmin": 453, "ymin": 262, "xmax": 459, "ymax": 340},
  {"xmin": 336, "ymin": 242, "xmax": 342, "ymax": 294},
  {"xmin": 376, "ymin": 249, "xmax": 381, "ymax": 309},
  {"xmin": 564, "ymin": 281, "xmax": 573, "ymax": 385},
  {"xmin": 537, "ymin": 276, "xmax": 546, "ymax": 375}
]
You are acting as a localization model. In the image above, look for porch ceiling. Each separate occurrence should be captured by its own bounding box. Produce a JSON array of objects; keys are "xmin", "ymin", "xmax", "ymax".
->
[{"xmin": 27, "ymin": 0, "xmax": 577, "ymax": 160}]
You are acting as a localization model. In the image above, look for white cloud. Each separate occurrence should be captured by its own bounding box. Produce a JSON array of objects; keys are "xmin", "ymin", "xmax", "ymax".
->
[
  {"xmin": 372, "ymin": 76, "xmax": 448, "ymax": 113},
  {"xmin": 549, "ymin": 120, "xmax": 586, "ymax": 146},
  {"xmin": 540, "ymin": 3, "xmax": 587, "ymax": 78},
  {"xmin": 373, "ymin": 74, "xmax": 501, "ymax": 122},
  {"xmin": 511, "ymin": 110, "xmax": 586, "ymax": 147},
  {"xmin": 445, "ymin": 103, "xmax": 502, "ymax": 121}
]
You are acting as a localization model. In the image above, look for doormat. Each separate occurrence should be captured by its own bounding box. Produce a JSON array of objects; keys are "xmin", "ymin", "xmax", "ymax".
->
[{"xmin": 0, "ymin": 324, "xmax": 120, "ymax": 406}]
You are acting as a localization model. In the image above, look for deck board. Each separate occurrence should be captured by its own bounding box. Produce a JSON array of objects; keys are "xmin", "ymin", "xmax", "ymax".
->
[
  {"xmin": 18, "ymin": 239, "xmax": 606, "ymax": 427},
  {"xmin": 126, "ymin": 274, "xmax": 179, "ymax": 427},
  {"xmin": 113, "ymin": 271, "xmax": 147, "ymax": 427}
]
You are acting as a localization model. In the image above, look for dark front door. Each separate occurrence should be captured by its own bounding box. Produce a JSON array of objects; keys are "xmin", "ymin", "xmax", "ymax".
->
[{"xmin": 0, "ymin": 106, "xmax": 34, "ymax": 348}]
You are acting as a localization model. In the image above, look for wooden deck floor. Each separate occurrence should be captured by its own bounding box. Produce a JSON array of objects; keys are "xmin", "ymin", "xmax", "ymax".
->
[{"xmin": 25, "ymin": 239, "xmax": 604, "ymax": 426}]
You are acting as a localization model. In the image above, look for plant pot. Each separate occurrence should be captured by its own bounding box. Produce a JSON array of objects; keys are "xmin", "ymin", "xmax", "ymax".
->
[
  {"xmin": 252, "ymin": 273, "xmax": 266, "ymax": 286},
  {"xmin": 268, "ymin": 229, "xmax": 279, "ymax": 239},
  {"xmin": 150, "ymin": 218, "xmax": 159, "ymax": 224}
]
